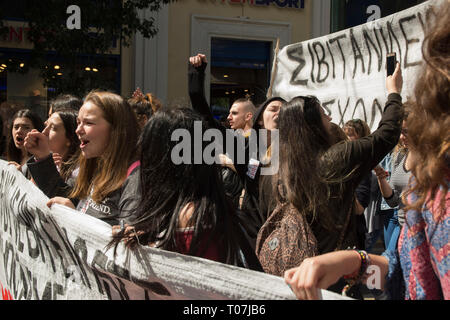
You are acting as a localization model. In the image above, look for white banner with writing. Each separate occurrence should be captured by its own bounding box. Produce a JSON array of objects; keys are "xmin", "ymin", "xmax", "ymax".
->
[
  {"xmin": 0, "ymin": 160, "xmax": 349, "ymax": 300},
  {"xmin": 271, "ymin": 0, "xmax": 442, "ymax": 129}
]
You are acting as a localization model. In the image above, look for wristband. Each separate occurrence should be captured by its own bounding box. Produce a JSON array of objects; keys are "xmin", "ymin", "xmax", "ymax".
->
[{"xmin": 342, "ymin": 249, "xmax": 371, "ymax": 296}]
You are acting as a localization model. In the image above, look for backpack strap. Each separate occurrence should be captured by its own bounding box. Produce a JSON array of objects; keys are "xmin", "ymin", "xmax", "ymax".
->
[{"xmin": 127, "ymin": 161, "xmax": 141, "ymax": 178}]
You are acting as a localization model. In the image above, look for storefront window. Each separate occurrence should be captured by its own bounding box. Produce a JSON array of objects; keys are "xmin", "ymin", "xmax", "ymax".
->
[{"xmin": 210, "ymin": 37, "xmax": 272, "ymax": 119}]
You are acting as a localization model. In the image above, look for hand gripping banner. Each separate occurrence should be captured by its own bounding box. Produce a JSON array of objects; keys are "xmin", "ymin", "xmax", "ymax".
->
[
  {"xmin": 270, "ymin": 0, "xmax": 443, "ymax": 130},
  {"xmin": 0, "ymin": 160, "xmax": 349, "ymax": 300}
]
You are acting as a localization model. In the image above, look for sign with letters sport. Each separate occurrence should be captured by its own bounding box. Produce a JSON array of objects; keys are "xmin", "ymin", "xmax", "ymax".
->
[
  {"xmin": 270, "ymin": 0, "xmax": 443, "ymax": 130},
  {"xmin": 0, "ymin": 160, "xmax": 350, "ymax": 300}
]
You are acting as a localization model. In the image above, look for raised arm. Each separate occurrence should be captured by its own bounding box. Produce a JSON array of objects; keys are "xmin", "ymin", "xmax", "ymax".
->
[
  {"xmin": 188, "ymin": 53, "xmax": 222, "ymax": 130},
  {"xmin": 24, "ymin": 129, "xmax": 77, "ymax": 203},
  {"xmin": 324, "ymin": 63, "xmax": 404, "ymax": 182}
]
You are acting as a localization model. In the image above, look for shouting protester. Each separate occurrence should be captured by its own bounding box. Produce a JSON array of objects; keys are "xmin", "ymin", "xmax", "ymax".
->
[
  {"xmin": 257, "ymin": 60, "xmax": 404, "ymax": 300},
  {"xmin": 26, "ymin": 91, "xmax": 141, "ymax": 226}
]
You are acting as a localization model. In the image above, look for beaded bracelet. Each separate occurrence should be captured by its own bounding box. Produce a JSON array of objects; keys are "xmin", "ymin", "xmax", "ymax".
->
[{"xmin": 341, "ymin": 249, "xmax": 371, "ymax": 296}]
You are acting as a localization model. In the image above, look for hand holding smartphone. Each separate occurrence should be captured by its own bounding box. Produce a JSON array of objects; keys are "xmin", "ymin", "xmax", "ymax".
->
[
  {"xmin": 386, "ymin": 52, "xmax": 402, "ymax": 94},
  {"xmin": 386, "ymin": 53, "xmax": 396, "ymax": 76}
]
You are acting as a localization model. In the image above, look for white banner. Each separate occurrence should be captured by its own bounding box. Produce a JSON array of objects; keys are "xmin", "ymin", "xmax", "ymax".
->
[
  {"xmin": 271, "ymin": 0, "xmax": 442, "ymax": 129},
  {"xmin": 0, "ymin": 160, "xmax": 349, "ymax": 300}
]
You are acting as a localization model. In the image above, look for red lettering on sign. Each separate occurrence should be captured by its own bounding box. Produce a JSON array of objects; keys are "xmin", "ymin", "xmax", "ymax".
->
[
  {"xmin": 0, "ymin": 281, "xmax": 13, "ymax": 300},
  {"xmin": 9, "ymin": 26, "xmax": 23, "ymax": 42}
]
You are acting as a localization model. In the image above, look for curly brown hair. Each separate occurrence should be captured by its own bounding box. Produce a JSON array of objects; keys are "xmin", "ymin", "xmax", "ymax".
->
[{"xmin": 404, "ymin": 2, "xmax": 450, "ymax": 219}]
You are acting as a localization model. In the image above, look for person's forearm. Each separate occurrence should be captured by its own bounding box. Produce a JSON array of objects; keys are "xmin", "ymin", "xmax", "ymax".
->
[
  {"xmin": 378, "ymin": 177, "xmax": 393, "ymax": 198},
  {"xmin": 355, "ymin": 199, "xmax": 365, "ymax": 215},
  {"xmin": 364, "ymin": 254, "xmax": 390, "ymax": 291}
]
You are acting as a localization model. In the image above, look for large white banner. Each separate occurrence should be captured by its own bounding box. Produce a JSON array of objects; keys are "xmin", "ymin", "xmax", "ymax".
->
[
  {"xmin": 271, "ymin": 0, "xmax": 442, "ymax": 129},
  {"xmin": 0, "ymin": 160, "xmax": 349, "ymax": 300}
]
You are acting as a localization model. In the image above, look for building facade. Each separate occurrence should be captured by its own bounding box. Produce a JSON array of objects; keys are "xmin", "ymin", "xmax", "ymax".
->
[{"xmin": 1, "ymin": 0, "xmax": 427, "ymax": 122}]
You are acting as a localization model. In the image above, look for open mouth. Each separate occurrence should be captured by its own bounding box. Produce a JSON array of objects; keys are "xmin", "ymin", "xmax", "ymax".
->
[
  {"xmin": 15, "ymin": 136, "xmax": 24, "ymax": 143},
  {"xmin": 80, "ymin": 138, "xmax": 90, "ymax": 148}
]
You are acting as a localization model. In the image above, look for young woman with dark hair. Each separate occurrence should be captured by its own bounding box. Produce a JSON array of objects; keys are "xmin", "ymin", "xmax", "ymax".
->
[
  {"xmin": 6, "ymin": 109, "xmax": 44, "ymax": 175},
  {"xmin": 284, "ymin": 1, "xmax": 449, "ymax": 300},
  {"xmin": 256, "ymin": 63, "xmax": 404, "ymax": 282},
  {"xmin": 25, "ymin": 107, "xmax": 81, "ymax": 198},
  {"xmin": 25, "ymin": 91, "xmax": 140, "ymax": 226},
  {"xmin": 47, "ymin": 94, "xmax": 82, "ymax": 117},
  {"xmin": 109, "ymin": 107, "xmax": 262, "ymax": 270}
]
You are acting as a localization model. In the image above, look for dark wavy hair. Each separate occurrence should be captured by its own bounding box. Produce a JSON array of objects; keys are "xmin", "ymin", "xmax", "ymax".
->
[
  {"xmin": 275, "ymin": 96, "xmax": 333, "ymax": 228},
  {"xmin": 49, "ymin": 94, "xmax": 82, "ymax": 115},
  {"xmin": 6, "ymin": 109, "xmax": 44, "ymax": 163},
  {"xmin": 53, "ymin": 108, "xmax": 80, "ymax": 181},
  {"xmin": 405, "ymin": 2, "xmax": 450, "ymax": 218},
  {"xmin": 109, "ymin": 107, "xmax": 251, "ymax": 267},
  {"xmin": 343, "ymin": 118, "xmax": 371, "ymax": 139}
]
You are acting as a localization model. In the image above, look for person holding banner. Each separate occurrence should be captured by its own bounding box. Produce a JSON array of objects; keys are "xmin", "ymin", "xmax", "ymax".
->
[
  {"xmin": 256, "ymin": 59, "xmax": 404, "ymax": 300},
  {"xmin": 26, "ymin": 91, "xmax": 141, "ymax": 226},
  {"xmin": 284, "ymin": 1, "xmax": 449, "ymax": 300},
  {"xmin": 109, "ymin": 107, "xmax": 263, "ymax": 271}
]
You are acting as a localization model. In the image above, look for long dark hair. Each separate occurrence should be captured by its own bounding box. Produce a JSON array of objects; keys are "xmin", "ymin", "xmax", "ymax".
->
[
  {"xmin": 6, "ymin": 109, "xmax": 44, "ymax": 163},
  {"xmin": 110, "ymin": 108, "xmax": 247, "ymax": 266},
  {"xmin": 54, "ymin": 108, "xmax": 81, "ymax": 181},
  {"xmin": 276, "ymin": 96, "xmax": 333, "ymax": 228}
]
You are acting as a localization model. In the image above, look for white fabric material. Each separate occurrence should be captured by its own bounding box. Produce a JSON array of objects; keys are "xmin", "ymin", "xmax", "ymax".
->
[
  {"xmin": 0, "ymin": 160, "xmax": 350, "ymax": 300},
  {"xmin": 271, "ymin": 0, "xmax": 442, "ymax": 130}
]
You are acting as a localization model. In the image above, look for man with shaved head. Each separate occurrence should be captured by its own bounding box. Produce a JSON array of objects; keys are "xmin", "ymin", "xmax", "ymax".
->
[{"xmin": 227, "ymin": 98, "xmax": 256, "ymax": 135}]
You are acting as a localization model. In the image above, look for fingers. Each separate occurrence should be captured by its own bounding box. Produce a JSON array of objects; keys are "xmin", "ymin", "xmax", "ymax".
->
[
  {"xmin": 46, "ymin": 198, "xmax": 56, "ymax": 208},
  {"xmin": 24, "ymin": 131, "xmax": 51, "ymax": 160},
  {"xmin": 7, "ymin": 161, "xmax": 22, "ymax": 171},
  {"xmin": 285, "ymin": 264, "xmax": 308, "ymax": 300},
  {"xmin": 189, "ymin": 53, "xmax": 207, "ymax": 67},
  {"xmin": 393, "ymin": 61, "xmax": 401, "ymax": 76},
  {"xmin": 24, "ymin": 132, "xmax": 39, "ymax": 150},
  {"xmin": 52, "ymin": 153, "xmax": 63, "ymax": 167},
  {"xmin": 302, "ymin": 263, "xmax": 318, "ymax": 300},
  {"xmin": 112, "ymin": 225, "xmax": 121, "ymax": 236},
  {"xmin": 198, "ymin": 53, "xmax": 207, "ymax": 63},
  {"xmin": 47, "ymin": 197, "xmax": 75, "ymax": 209}
]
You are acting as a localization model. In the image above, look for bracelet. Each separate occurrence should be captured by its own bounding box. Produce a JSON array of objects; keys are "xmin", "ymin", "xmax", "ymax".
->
[{"xmin": 341, "ymin": 249, "xmax": 371, "ymax": 296}]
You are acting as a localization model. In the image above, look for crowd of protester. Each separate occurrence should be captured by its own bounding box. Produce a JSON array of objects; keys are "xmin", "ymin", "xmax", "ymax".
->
[{"xmin": 0, "ymin": 2, "xmax": 448, "ymax": 301}]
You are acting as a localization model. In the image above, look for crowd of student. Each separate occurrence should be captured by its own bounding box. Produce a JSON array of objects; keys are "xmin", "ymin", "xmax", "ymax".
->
[{"xmin": 0, "ymin": 2, "xmax": 448, "ymax": 300}]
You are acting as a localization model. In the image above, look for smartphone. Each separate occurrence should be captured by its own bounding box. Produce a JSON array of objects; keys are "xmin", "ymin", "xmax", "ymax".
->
[{"xmin": 386, "ymin": 53, "xmax": 396, "ymax": 76}]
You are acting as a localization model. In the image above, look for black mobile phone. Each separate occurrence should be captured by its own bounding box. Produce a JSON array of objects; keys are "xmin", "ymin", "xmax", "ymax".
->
[{"xmin": 387, "ymin": 53, "xmax": 396, "ymax": 76}]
